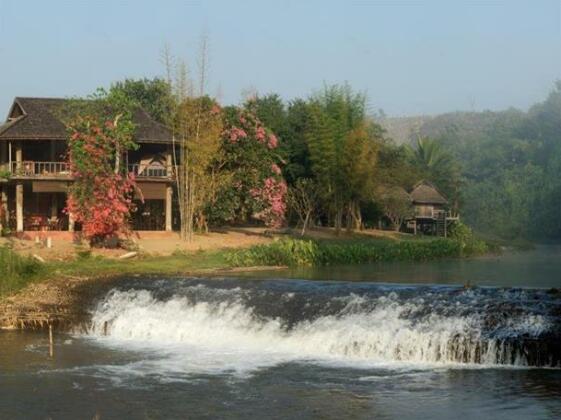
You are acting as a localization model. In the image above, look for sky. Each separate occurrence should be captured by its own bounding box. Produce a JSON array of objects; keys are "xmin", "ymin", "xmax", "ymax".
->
[{"xmin": 0, "ymin": 0, "xmax": 559, "ymax": 117}]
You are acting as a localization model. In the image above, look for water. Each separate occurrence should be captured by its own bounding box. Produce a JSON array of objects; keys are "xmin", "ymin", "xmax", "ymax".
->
[
  {"xmin": 2, "ymin": 249, "xmax": 561, "ymax": 419},
  {"xmin": 235, "ymin": 245, "xmax": 561, "ymax": 289}
]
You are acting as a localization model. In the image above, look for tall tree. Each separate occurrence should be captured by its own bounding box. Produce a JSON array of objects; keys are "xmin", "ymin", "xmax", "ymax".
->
[
  {"xmin": 109, "ymin": 78, "xmax": 174, "ymax": 124},
  {"xmin": 407, "ymin": 136, "xmax": 461, "ymax": 207}
]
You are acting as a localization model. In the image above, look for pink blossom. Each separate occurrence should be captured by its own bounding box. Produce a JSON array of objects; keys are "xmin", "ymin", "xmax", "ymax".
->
[
  {"xmin": 255, "ymin": 126, "xmax": 266, "ymax": 142},
  {"xmin": 267, "ymin": 134, "xmax": 278, "ymax": 149},
  {"xmin": 228, "ymin": 127, "xmax": 248, "ymax": 143}
]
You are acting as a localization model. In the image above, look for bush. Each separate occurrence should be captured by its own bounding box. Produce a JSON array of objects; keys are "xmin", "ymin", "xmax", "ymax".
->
[
  {"xmin": 226, "ymin": 237, "xmax": 472, "ymax": 267},
  {"xmin": 448, "ymin": 221, "xmax": 489, "ymax": 256}
]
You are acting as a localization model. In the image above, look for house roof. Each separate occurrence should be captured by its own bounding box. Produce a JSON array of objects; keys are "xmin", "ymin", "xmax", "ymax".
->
[
  {"xmin": 409, "ymin": 181, "xmax": 447, "ymax": 205},
  {"xmin": 379, "ymin": 185, "xmax": 412, "ymax": 202},
  {"xmin": 0, "ymin": 97, "xmax": 172, "ymax": 143}
]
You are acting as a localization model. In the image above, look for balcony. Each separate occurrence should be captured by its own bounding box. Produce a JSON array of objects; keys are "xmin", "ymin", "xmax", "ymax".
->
[
  {"xmin": 10, "ymin": 161, "xmax": 71, "ymax": 179},
  {"xmin": 414, "ymin": 206, "xmax": 460, "ymax": 220},
  {"xmin": 6, "ymin": 161, "xmax": 176, "ymax": 181},
  {"xmin": 127, "ymin": 164, "xmax": 175, "ymax": 179}
]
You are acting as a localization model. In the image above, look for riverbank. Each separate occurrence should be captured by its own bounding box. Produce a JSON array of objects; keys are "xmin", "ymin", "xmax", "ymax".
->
[{"xmin": 0, "ymin": 227, "xmax": 489, "ymax": 330}]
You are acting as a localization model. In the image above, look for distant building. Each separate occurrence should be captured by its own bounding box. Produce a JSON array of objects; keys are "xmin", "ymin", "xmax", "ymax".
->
[
  {"xmin": 0, "ymin": 97, "xmax": 175, "ymax": 235},
  {"xmin": 407, "ymin": 180, "xmax": 459, "ymax": 236}
]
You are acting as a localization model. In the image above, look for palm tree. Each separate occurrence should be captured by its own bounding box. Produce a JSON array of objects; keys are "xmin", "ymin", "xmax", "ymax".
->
[
  {"xmin": 407, "ymin": 136, "xmax": 461, "ymax": 207},
  {"xmin": 408, "ymin": 136, "xmax": 453, "ymax": 174}
]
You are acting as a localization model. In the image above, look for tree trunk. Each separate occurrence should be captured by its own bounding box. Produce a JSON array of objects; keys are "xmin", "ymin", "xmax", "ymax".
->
[
  {"xmin": 301, "ymin": 212, "xmax": 311, "ymax": 237},
  {"xmin": 334, "ymin": 207, "xmax": 343, "ymax": 236}
]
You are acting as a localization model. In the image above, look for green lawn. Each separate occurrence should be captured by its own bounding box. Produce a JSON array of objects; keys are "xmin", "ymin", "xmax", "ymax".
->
[{"xmin": 0, "ymin": 248, "xmax": 232, "ymax": 298}]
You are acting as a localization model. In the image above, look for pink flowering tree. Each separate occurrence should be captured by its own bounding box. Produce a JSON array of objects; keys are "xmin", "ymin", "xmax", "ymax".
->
[
  {"xmin": 66, "ymin": 111, "xmax": 138, "ymax": 246},
  {"xmin": 212, "ymin": 103, "xmax": 286, "ymax": 227}
]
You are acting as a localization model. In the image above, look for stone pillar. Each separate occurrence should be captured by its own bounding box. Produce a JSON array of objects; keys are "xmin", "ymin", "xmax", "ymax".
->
[
  {"xmin": 16, "ymin": 182, "xmax": 23, "ymax": 232},
  {"xmin": 165, "ymin": 184, "xmax": 173, "ymax": 231}
]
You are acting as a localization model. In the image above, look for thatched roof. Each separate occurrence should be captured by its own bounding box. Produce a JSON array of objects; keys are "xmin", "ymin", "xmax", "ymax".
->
[
  {"xmin": 409, "ymin": 181, "xmax": 447, "ymax": 205},
  {"xmin": 379, "ymin": 185, "xmax": 412, "ymax": 202},
  {"xmin": 0, "ymin": 97, "xmax": 171, "ymax": 143}
]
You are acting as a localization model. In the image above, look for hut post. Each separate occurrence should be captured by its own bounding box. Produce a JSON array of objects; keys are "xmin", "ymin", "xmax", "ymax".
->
[{"xmin": 49, "ymin": 323, "xmax": 54, "ymax": 358}]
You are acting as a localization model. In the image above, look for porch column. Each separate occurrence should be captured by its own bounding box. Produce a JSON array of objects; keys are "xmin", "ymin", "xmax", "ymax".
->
[
  {"xmin": 166, "ymin": 151, "xmax": 173, "ymax": 177},
  {"xmin": 68, "ymin": 212, "xmax": 75, "ymax": 232},
  {"xmin": 51, "ymin": 194, "xmax": 58, "ymax": 219},
  {"xmin": 165, "ymin": 184, "xmax": 173, "ymax": 231},
  {"xmin": 0, "ymin": 185, "xmax": 7, "ymax": 232},
  {"xmin": 0, "ymin": 143, "xmax": 6, "ymax": 232},
  {"xmin": 15, "ymin": 141, "xmax": 22, "ymax": 171},
  {"xmin": 50, "ymin": 140, "xmax": 56, "ymax": 161},
  {"xmin": 16, "ymin": 182, "xmax": 23, "ymax": 232},
  {"xmin": 0, "ymin": 141, "xmax": 6, "ymax": 170}
]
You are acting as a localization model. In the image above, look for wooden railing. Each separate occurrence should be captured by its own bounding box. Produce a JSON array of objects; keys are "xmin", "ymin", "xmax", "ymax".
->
[
  {"xmin": 415, "ymin": 207, "xmax": 460, "ymax": 220},
  {"xmin": 7, "ymin": 161, "xmax": 176, "ymax": 179},
  {"xmin": 10, "ymin": 161, "xmax": 71, "ymax": 177},
  {"xmin": 127, "ymin": 164, "xmax": 175, "ymax": 178},
  {"xmin": 415, "ymin": 206, "xmax": 435, "ymax": 218}
]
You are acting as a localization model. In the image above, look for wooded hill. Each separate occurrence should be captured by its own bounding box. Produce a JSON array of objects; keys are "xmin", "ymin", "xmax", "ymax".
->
[{"xmin": 380, "ymin": 82, "xmax": 561, "ymax": 241}]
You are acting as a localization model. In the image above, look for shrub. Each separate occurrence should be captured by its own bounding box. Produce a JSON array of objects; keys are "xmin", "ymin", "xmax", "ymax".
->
[
  {"xmin": 448, "ymin": 221, "xmax": 489, "ymax": 256},
  {"xmin": 226, "ymin": 237, "xmax": 473, "ymax": 267}
]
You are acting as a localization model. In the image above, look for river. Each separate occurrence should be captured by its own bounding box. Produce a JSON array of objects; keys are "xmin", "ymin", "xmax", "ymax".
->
[{"xmin": 1, "ymin": 247, "xmax": 561, "ymax": 419}]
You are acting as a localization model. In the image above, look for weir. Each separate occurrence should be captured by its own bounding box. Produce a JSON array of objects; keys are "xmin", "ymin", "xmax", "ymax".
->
[{"xmin": 86, "ymin": 279, "xmax": 561, "ymax": 369}]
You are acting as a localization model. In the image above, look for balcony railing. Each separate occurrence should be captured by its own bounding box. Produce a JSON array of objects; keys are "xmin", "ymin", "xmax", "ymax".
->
[
  {"xmin": 10, "ymin": 161, "xmax": 71, "ymax": 178},
  {"xmin": 414, "ymin": 207, "xmax": 460, "ymax": 220},
  {"xmin": 128, "ymin": 164, "xmax": 175, "ymax": 178},
  {"xmin": 6, "ymin": 161, "xmax": 175, "ymax": 179}
]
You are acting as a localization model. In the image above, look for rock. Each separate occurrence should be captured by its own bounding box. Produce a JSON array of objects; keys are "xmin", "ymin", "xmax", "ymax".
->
[{"xmin": 118, "ymin": 251, "xmax": 138, "ymax": 260}]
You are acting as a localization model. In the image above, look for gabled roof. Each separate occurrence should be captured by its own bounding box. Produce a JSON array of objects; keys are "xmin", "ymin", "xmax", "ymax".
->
[
  {"xmin": 379, "ymin": 185, "xmax": 412, "ymax": 202},
  {"xmin": 0, "ymin": 97, "xmax": 172, "ymax": 143},
  {"xmin": 409, "ymin": 180, "xmax": 447, "ymax": 205}
]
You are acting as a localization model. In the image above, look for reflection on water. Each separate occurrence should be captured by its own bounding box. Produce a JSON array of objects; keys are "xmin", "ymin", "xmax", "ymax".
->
[{"xmin": 237, "ymin": 245, "xmax": 561, "ymax": 288}]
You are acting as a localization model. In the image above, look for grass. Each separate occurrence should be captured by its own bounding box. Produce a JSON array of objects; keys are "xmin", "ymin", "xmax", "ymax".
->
[
  {"xmin": 48, "ymin": 249, "xmax": 231, "ymax": 278},
  {"xmin": 0, "ymin": 246, "xmax": 45, "ymax": 297},
  {"xmin": 0, "ymin": 229, "xmax": 491, "ymax": 298},
  {"xmin": 0, "ymin": 246, "xmax": 232, "ymax": 298}
]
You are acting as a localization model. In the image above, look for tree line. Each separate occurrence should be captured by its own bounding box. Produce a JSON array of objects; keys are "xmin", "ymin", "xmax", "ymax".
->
[
  {"xmin": 80, "ymin": 73, "xmax": 560, "ymax": 243},
  {"xmin": 417, "ymin": 82, "xmax": 561, "ymax": 241},
  {"xmin": 106, "ymin": 77, "xmax": 460, "ymax": 240}
]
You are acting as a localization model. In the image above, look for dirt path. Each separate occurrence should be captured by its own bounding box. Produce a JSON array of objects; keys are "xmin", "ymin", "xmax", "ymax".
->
[{"xmin": 0, "ymin": 227, "xmax": 275, "ymax": 261}]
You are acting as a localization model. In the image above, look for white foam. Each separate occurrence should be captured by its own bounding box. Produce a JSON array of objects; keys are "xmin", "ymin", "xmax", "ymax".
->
[{"xmin": 85, "ymin": 288, "xmax": 551, "ymax": 376}]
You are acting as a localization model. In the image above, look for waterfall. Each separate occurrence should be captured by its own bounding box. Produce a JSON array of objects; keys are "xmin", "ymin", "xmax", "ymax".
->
[{"xmin": 86, "ymin": 281, "xmax": 561, "ymax": 372}]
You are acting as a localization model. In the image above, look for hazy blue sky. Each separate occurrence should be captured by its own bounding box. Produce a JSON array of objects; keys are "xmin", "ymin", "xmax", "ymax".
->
[{"xmin": 0, "ymin": 0, "xmax": 559, "ymax": 117}]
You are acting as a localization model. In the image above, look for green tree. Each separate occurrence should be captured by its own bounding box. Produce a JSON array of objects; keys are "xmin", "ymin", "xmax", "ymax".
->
[
  {"xmin": 305, "ymin": 84, "xmax": 379, "ymax": 233},
  {"xmin": 407, "ymin": 136, "xmax": 461, "ymax": 207},
  {"xmin": 109, "ymin": 78, "xmax": 174, "ymax": 124}
]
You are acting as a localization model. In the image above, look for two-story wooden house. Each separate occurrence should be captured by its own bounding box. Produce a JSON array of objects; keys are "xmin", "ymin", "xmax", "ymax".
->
[{"xmin": 0, "ymin": 97, "xmax": 176, "ymax": 235}]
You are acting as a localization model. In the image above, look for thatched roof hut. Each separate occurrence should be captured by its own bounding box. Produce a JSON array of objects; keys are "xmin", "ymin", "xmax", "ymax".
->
[{"xmin": 409, "ymin": 181, "xmax": 447, "ymax": 205}]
